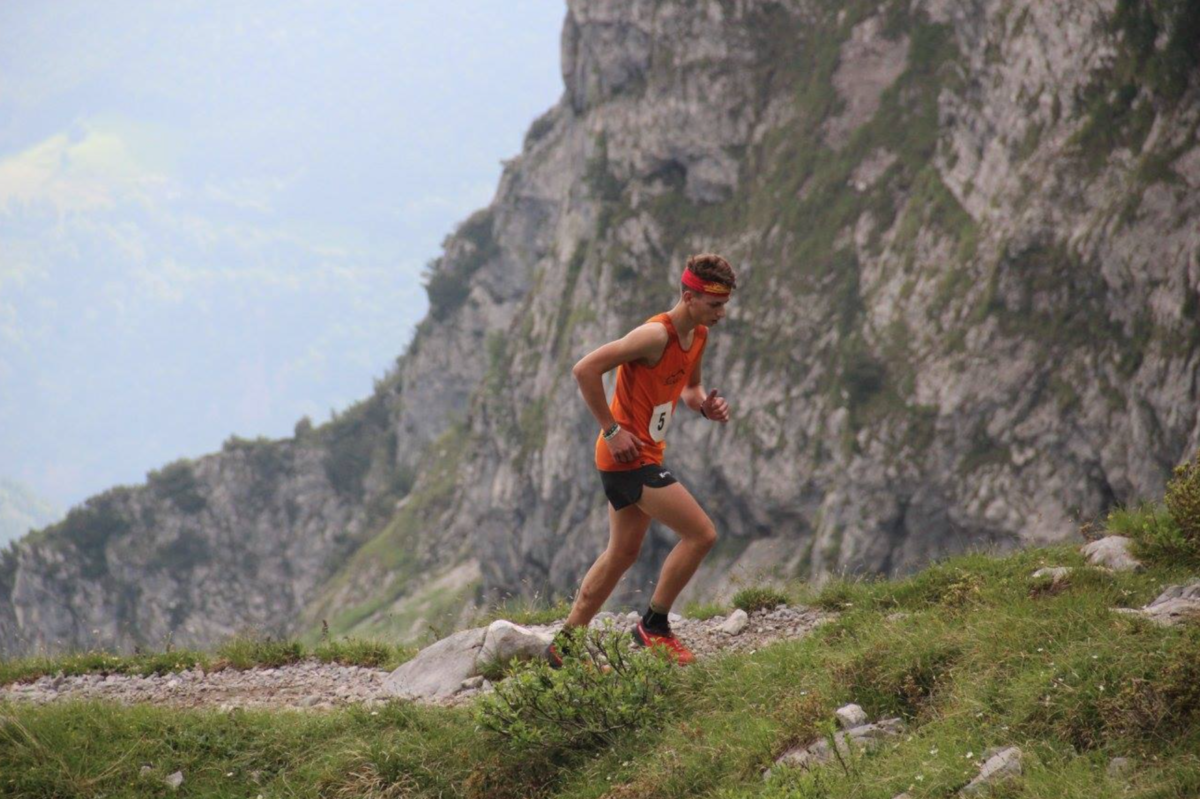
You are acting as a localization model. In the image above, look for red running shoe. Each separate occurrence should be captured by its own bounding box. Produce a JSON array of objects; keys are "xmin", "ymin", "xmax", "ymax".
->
[
  {"xmin": 543, "ymin": 641, "xmax": 565, "ymax": 669},
  {"xmin": 632, "ymin": 621, "xmax": 695, "ymax": 665}
]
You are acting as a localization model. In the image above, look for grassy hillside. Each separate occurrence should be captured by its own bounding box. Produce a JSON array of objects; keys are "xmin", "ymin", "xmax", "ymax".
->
[{"xmin": 2, "ymin": 507, "xmax": 1198, "ymax": 798}]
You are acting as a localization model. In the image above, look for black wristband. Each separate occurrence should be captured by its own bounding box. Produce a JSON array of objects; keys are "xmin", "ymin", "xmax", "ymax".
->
[{"xmin": 700, "ymin": 405, "xmax": 708, "ymax": 419}]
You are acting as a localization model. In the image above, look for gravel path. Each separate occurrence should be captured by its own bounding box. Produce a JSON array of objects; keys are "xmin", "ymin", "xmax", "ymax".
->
[
  {"xmin": 0, "ymin": 660, "xmax": 394, "ymax": 712},
  {"xmin": 0, "ymin": 605, "xmax": 830, "ymax": 712}
]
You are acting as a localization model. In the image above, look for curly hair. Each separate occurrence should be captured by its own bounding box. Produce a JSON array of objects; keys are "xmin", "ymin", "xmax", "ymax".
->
[{"xmin": 683, "ymin": 253, "xmax": 736, "ymax": 291}]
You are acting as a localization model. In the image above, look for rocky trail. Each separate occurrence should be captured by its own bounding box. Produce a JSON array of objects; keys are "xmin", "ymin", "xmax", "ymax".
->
[{"xmin": 0, "ymin": 605, "xmax": 830, "ymax": 712}]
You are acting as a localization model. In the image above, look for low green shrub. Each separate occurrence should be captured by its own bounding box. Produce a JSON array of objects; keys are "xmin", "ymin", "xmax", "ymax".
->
[
  {"xmin": 475, "ymin": 624, "xmax": 677, "ymax": 757},
  {"xmin": 214, "ymin": 633, "xmax": 303, "ymax": 670},
  {"xmin": 1107, "ymin": 502, "xmax": 1200, "ymax": 569},
  {"xmin": 682, "ymin": 600, "xmax": 728, "ymax": 621},
  {"xmin": 1021, "ymin": 626, "xmax": 1200, "ymax": 751},
  {"xmin": 483, "ymin": 595, "xmax": 573, "ymax": 627},
  {"xmin": 1166, "ymin": 451, "xmax": 1200, "ymax": 542},
  {"xmin": 0, "ymin": 648, "xmax": 210, "ymax": 685},
  {"xmin": 834, "ymin": 635, "xmax": 963, "ymax": 721},
  {"xmin": 733, "ymin": 585, "xmax": 789, "ymax": 614},
  {"xmin": 126, "ymin": 649, "xmax": 209, "ymax": 676},
  {"xmin": 811, "ymin": 578, "xmax": 862, "ymax": 611},
  {"xmin": 314, "ymin": 636, "xmax": 413, "ymax": 670}
]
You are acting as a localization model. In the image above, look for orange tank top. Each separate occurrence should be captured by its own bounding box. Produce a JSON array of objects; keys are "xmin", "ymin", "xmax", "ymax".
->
[{"xmin": 595, "ymin": 312, "xmax": 708, "ymax": 471}]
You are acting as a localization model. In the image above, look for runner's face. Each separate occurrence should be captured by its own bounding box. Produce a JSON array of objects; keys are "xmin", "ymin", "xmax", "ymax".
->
[{"xmin": 688, "ymin": 293, "xmax": 729, "ymax": 325}]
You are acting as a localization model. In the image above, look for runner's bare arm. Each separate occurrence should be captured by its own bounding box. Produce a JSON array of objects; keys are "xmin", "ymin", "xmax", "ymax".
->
[
  {"xmin": 572, "ymin": 323, "xmax": 669, "ymax": 430},
  {"xmin": 681, "ymin": 359, "xmax": 705, "ymax": 412},
  {"xmin": 681, "ymin": 355, "xmax": 730, "ymax": 422}
]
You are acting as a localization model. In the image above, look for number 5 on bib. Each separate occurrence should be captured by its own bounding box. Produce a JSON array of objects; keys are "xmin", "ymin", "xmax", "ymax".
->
[{"xmin": 649, "ymin": 401, "xmax": 672, "ymax": 443}]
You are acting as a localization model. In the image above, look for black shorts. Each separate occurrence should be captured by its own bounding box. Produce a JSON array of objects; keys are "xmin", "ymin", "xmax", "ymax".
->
[{"xmin": 599, "ymin": 464, "xmax": 678, "ymax": 511}]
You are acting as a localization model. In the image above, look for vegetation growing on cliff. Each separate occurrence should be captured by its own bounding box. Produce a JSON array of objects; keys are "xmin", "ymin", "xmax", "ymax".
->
[
  {"xmin": 1072, "ymin": 0, "xmax": 1200, "ymax": 171},
  {"xmin": 301, "ymin": 422, "xmax": 473, "ymax": 644},
  {"xmin": 146, "ymin": 460, "xmax": 207, "ymax": 515},
  {"xmin": 20, "ymin": 488, "xmax": 135, "ymax": 581},
  {"xmin": 423, "ymin": 209, "xmax": 501, "ymax": 321}
]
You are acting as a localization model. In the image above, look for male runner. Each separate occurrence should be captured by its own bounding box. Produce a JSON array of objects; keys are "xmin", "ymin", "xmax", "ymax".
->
[{"xmin": 545, "ymin": 253, "xmax": 735, "ymax": 667}]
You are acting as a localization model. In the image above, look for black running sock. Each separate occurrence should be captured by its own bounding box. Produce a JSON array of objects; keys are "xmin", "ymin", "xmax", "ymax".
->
[{"xmin": 642, "ymin": 605, "xmax": 671, "ymax": 634}]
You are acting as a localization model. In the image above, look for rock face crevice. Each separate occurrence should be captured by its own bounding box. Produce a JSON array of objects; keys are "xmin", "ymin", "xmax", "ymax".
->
[{"xmin": 3, "ymin": 0, "xmax": 1199, "ymax": 654}]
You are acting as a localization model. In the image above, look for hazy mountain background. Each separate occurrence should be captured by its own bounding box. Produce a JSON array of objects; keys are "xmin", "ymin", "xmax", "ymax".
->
[
  {"xmin": 0, "ymin": 1, "xmax": 563, "ymax": 512},
  {"xmin": 0, "ymin": 480, "xmax": 61, "ymax": 548}
]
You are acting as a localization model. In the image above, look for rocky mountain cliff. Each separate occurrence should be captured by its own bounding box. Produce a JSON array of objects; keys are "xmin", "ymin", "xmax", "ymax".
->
[{"xmin": 3, "ymin": 0, "xmax": 1198, "ymax": 656}]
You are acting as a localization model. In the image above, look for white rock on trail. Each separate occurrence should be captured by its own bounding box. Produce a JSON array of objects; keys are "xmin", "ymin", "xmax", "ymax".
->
[
  {"xmin": 718, "ymin": 609, "xmax": 749, "ymax": 635},
  {"xmin": 382, "ymin": 627, "xmax": 487, "ymax": 700},
  {"xmin": 478, "ymin": 620, "xmax": 552, "ymax": 668}
]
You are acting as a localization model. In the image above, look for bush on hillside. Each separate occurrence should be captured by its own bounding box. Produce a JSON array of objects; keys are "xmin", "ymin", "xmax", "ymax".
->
[
  {"xmin": 1106, "ymin": 503, "xmax": 1200, "ymax": 569},
  {"xmin": 214, "ymin": 633, "xmax": 303, "ymax": 670},
  {"xmin": 313, "ymin": 636, "xmax": 414, "ymax": 670},
  {"xmin": 475, "ymin": 624, "xmax": 676, "ymax": 756},
  {"xmin": 1165, "ymin": 451, "xmax": 1200, "ymax": 544},
  {"xmin": 733, "ymin": 585, "xmax": 789, "ymax": 613}
]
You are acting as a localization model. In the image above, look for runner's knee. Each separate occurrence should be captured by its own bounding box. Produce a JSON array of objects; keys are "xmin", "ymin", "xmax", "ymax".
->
[
  {"xmin": 692, "ymin": 519, "xmax": 717, "ymax": 551},
  {"xmin": 605, "ymin": 545, "xmax": 641, "ymax": 572}
]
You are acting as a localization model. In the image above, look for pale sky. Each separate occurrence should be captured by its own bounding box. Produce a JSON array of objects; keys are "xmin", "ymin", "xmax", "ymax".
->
[{"xmin": 0, "ymin": 1, "xmax": 565, "ymax": 516}]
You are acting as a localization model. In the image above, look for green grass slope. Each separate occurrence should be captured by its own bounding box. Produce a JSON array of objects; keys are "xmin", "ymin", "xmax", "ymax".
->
[{"xmin": 3, "ymin": 520, "xmax": 1198, "ymax": 798}]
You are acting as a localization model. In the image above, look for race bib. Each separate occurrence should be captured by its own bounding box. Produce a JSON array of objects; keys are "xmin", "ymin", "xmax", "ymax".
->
[{"xmin": 648, "ymin": 402, "xmax": 672, "ymax": 443}]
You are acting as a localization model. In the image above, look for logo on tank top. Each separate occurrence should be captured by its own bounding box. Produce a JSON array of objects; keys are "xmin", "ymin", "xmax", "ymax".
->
[{"xmin": 662, "ymin": 368, "xmax": 685, "ymax": 385}]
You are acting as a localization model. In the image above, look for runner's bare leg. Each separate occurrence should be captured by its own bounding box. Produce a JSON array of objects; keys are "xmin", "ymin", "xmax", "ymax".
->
[
  {"xmin": 564, "ymin": 502, "xmax": 653, "ymax": 627},
  {"xmin": 635, "ymin": 482, "xmax": 717, "ymax": 611}
]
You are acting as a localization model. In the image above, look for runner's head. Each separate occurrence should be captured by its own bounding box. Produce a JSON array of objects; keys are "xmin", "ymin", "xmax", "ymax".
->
[{"xmin": 680, "ymin": 253, "xmax": 735, "ymax": 325}]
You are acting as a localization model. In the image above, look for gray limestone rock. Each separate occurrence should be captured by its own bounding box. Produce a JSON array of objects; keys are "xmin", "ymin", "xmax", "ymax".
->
[
  {"xmin": 718, "ymin": 609, "xmax": 749, "ymax": 635},
  {"xmin": 383, "ymin": 627, "xmax": 487, "ymax": 700},
  {"xmin": 773, "ymin": 717, "xmax": 904, "ymax": 772},
  {"xmin": 961, "ymin": 747, "xmax": 1022, "ymax": 795},
  {"xmin": 1126, "ymin": 580, "xmax": 1200, "ymax": 626},
  {"xmin": 1031, "ymin": 567, "xmax": 1074, "ymax": 587},
  {"xmin": 477, "ymin": 620, "xmax": 552, "ymax": 669},
  {"xmin": 1147, "ymin": 580, "xmax": 1200, "ymax": 607},
  {"xmin": 835, "ymin": 703, "xmax": 869, "ymax": 730},
  {"xmin": 1081, "ymin": 537, "xmax": 1142, "ymax": 572}
]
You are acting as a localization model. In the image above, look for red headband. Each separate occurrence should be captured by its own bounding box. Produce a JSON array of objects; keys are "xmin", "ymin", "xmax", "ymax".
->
[{"xmin": 681, "ymin": 268, "xmax": 731, "ymax": 296}]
